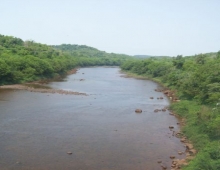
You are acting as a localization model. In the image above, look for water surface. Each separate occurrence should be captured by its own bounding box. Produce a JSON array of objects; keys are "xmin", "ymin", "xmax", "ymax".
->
[{"xmin": 0, "ymin": 67, "xmax": 185, "ymax": 170}]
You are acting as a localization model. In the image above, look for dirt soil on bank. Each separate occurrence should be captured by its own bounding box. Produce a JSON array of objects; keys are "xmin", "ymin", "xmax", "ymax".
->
[
  {"xmin": 0, "ymin": 84, "xmax": 87, "ymax": 95},
  {"xmin": 155, "ymin": 88, "xmax": 196, "ymax": 170},
  {"xmin": 0, "ymin": 69, "xmax": 87, "ymax": 96}
]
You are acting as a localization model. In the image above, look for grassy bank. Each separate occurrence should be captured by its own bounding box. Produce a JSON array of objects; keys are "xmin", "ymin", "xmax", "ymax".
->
[
  {"xmin": 121, "ymin": 56, "xmax": 220, "ymax": 170},
  {"xmin": 171, "ymin": 100, "xmax": 220, "ymax": 169}
]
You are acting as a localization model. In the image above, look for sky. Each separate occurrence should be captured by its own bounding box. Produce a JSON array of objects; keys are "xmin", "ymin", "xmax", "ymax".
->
[{"xmin": 0, "ymin": 0, "xmax": 220, "ymax": 56}]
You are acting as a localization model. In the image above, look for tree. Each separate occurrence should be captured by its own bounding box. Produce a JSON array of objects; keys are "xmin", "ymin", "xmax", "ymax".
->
[{"xmin": 173, "ymin": 55, "xmax": 185, "ymax": 69}]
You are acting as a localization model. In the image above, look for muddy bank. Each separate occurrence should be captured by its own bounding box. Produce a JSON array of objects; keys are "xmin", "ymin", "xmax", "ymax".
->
[
  {"xmin": 154, "ymin": 88, "xmax": 196, "ymax": 170},
  {"xmin": 0, "ymin": 84, "xmax": 87, "ymax": 96},
  {"xmin": 0, "ymin": 68, "xmax": 87, "ymax": 96},
  {"xmin": 67, "ymin": 68, "xmax": 78, "ymax": 75},
  {"xmin": 36, "ymin": 68, "xmax": 79, "ymax": 84}
]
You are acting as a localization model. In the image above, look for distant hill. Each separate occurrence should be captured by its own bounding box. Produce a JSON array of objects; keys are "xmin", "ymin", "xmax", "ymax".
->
[
  {"xmin": 134, "ymin": 55, "xmax": 170, "ymax": 58},
  {"xmin": 135, "ymin": 52, "xmax": 218, "ymax": 58},
  {"xmin": 52, "ymin": 44, "xmax": 130, "ymax": 58},
  {"xmin": 185, "ymin": 52, "xmax": 217, "ymax": 58}
]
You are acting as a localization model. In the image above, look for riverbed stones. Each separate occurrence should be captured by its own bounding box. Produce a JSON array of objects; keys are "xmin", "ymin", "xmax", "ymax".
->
[
  {"xmin": 161, "ymin": 164, "xmax": 167, "ymax": 169},
  {"xmin": 185, "ymin": 143, "xmax": 193, "ymax": 150},
  {"xmin": 163, "ymin": 90, "xmax": 170, "ymax": 95},
  {"xmin": 67, "ymin": 69, "xmax": 78, "ymax": 75},
  {"xmin": 135, "ymin": 109, "xmax": 142, "ymax": 113},
  {"xmin": 160, "ymin": 89, "xmax": 182, "ymax": 102},
  {"xmin": 171, "ymin": 164, "xmax": 176, "ymax": 168},
  {"xmin": 152, "ymin": 88, "xmax": 196, "ymax": 168},
  {"xmin": 172, "ymin": 159, "xmax": 188, "ymax": 169},
  {"xmin": 178, "ymin": 151, "xmax": 183, "ymax": 155},
  {"xmin": 169, "ymin": 126, "xmax": 174, "ymax": 129},
  {"xmin": 189, "ymin": 149, "xmax": 197, "ymax": 155},
  {"xmin": 150, "ymin": 97, "xmax": 154, "ymax": 99},
  {"xmin": 67, "ymin": 152, "xmax": 72, "ymax": 155},
  {"xmin": 180, "ymin": 137, "xmax": 187, "ymax": 143},
  {"xmin": 175, "ymin": 132, "xmax": 183, "ymax": 138},
  {"xmin": 155, "ymin": 89, "xmax": 163, "ymax": 92},
  {"xmin": 170, "ymin": 156, "xmax": 175, "ymax": 159}
]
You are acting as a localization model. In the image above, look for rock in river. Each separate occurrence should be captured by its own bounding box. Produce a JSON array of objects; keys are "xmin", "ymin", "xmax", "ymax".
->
[{"xmin": 135, "ymin": 109, "xmax": 142, "ymax": 113}]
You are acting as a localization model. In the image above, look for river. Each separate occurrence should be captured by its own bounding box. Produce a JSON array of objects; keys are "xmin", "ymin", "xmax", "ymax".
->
[{"xmin": 0, "ymin": 67, "xmax": 185, "ymax": 170}]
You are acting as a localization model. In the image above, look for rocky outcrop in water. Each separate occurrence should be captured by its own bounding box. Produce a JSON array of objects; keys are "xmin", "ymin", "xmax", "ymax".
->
[{"xmin": 135, "ymin": 109, "xmax": 142, "ymax": 113}]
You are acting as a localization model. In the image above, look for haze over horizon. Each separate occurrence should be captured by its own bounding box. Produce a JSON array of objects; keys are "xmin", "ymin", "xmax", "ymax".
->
[{"xmin": 1, "ymin": 0, "xmax": 220, "ymax": 56}]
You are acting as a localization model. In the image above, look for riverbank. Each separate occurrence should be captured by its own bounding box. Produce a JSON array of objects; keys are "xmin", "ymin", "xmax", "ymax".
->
[
  {"xmin": 0, "ymin": 84, "xmax": 87, "ymax": 95},
  {"xmin": 0, "ymin": 69, "xmax": 87, "ymax": 96},
  {"xmin": 122, "ymin": 70, "xmax": 197, "ymax": 170},
  {"xmin": 159, "ymin": 89, "xmax": 197, "ymax": 170}
]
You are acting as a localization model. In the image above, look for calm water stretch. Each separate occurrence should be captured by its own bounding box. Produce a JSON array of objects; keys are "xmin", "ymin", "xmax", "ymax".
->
[{"xmin": 0, "ymin": 67, "xmax": 185, "ymax": 170}]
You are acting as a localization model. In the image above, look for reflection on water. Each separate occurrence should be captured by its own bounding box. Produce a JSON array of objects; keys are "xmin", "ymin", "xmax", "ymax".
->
[{"xmin": 0, "ymin": 67, "xmax": 185, "ymax": 170}]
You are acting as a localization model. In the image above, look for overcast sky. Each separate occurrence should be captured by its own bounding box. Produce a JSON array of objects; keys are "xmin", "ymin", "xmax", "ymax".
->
[{"xmin": 0, "ymin": 0, "xmax": 220, "ymax": 56}]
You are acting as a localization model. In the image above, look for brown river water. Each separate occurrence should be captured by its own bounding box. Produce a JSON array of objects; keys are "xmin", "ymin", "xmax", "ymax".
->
[{"xmin": 0, "ymin": 67, "xmax": 185, "ymax": 170}]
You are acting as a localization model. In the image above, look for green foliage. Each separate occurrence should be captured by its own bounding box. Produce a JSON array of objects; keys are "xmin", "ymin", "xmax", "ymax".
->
[
  {"xmin": 0, "ymin": 59, "xmax": 10, "ymax": 76},
  {"xmin": 183, "ymin": 142, "xmax": 220, "ymax": 170},
  {"xmin": 173, "ymin": 55, "xmax": 185, "ymax": 69},
  {"xmin": 217, "ymin": 51, "xmax": 220, "ymax": 59},
  {"xmin": 52, "ymin": 44, "xmax": 130, "ymax": 67}
]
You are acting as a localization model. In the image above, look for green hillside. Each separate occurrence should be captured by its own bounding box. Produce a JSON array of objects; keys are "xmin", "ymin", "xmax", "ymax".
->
[
  {"xmin": 0, "ymin": 35, "xmax": 130, "ymax": 85},
  {"xmin": 52, "ymin": 44, "xmax": 128, "ymax": 58},
  {"xmin": 51, "ymin": 44, "xmax": 130, "ymax": 66}
]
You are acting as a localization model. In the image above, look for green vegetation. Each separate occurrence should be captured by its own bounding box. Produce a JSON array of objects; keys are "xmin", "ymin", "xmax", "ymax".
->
[
  {"xmin": 52, "ymin": 44, "xmax": 130, "ymax": 67},
  {"xmin": 0, "ymin": 34, "xmax": 130, "ymax": 85},
  {"xmin": 121, "ymin": 54, "xmax": 220, "ymax": 169}
]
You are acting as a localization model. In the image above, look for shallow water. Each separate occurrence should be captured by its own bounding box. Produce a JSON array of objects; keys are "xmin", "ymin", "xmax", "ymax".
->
[{"xmin": 0, "ymin": 67, "xmax": 185, "ymax": 170}]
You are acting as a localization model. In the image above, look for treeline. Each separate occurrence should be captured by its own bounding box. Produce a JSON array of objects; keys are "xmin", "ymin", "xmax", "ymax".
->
[
  {"xmin": 121, "ymin": 54, "xmax": 220, "ymax": 104},
  {"xmin": 0, "ymin": 35, "xmax": 130, "ymax": 85},
  {"xmin": 52, "ymin": 44, "xmax": 130, "ymax": 66},
  {"xmin": 121, "ymin": 54, "xmax": 220, "ymax": 169}
]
